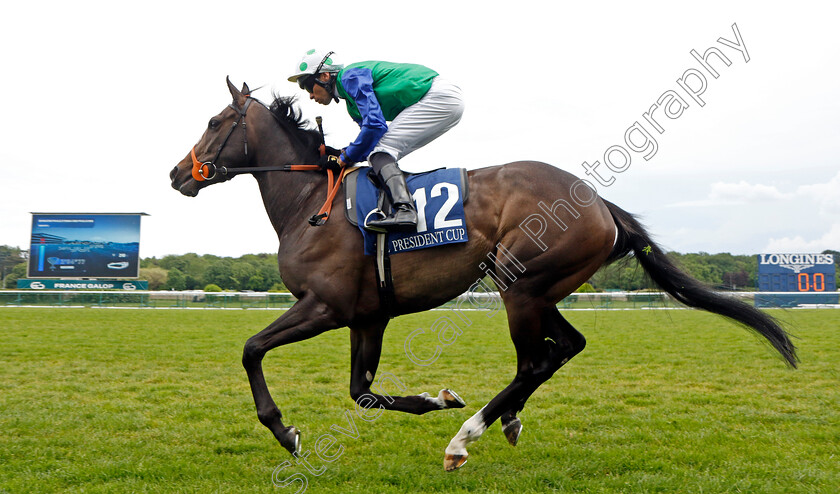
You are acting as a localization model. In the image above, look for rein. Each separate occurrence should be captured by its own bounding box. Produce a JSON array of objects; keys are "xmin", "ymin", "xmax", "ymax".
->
[{"xmin": 189, "ymin": 96, "xmax": 346, "ymax": 227}]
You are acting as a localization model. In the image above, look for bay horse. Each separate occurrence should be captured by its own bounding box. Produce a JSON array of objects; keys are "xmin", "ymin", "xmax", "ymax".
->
[{"xmin": 170, "ymin": 78, "xmax": 797, "ymax": 471}]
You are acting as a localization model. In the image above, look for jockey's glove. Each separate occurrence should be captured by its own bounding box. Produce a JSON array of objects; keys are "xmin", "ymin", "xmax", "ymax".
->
[
  {"xmin": 324, "ymin": 145, "xmax": 342, "ymax": 157},
  {"xmin": 317, "ymin": 154, "xmax": 344, "ymax": 172}
]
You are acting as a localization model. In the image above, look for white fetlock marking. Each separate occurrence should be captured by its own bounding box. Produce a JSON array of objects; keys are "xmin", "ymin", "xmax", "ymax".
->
[
  {"xmin": 445, "ymin": 408, "xmax": 487, "ymax": 456},
  {"xmin": 419, "ymin": 389, "xmax": 458, "ymax": 409},
  {"xmin": 419, "ymin": 391, "xmax": 445, "ymax": 408}
]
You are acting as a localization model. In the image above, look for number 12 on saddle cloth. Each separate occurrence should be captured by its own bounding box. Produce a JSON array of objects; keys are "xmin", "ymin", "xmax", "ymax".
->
[{"xmin": 346, "ymin": 167, "xmax": 469, "ymax": 256}]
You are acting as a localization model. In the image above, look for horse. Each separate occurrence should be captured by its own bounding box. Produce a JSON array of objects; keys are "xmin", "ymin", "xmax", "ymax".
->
[{"xmin": 170, "ymin": 78, "xmax": 798, "ymax": 471}]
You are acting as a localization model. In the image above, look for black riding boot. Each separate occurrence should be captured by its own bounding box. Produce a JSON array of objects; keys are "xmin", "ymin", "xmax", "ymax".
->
[{"xmin": 366, "ymin": 157, "xmax": 418, "ymax": 232}]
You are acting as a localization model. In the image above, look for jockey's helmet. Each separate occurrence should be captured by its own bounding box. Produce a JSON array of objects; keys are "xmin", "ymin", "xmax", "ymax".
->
[{"xmin": 288, "ymin": 49, "xmax": 343, "ymax": 86}]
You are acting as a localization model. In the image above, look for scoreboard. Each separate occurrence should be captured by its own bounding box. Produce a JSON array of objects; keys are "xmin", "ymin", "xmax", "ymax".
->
[
  {"xmin": 756, "ymin": 253, "xmax": 837, "ymax": 307},
  {"xmin": 757, "ymin": 253, "xmax": 836, "ymax": 292}
]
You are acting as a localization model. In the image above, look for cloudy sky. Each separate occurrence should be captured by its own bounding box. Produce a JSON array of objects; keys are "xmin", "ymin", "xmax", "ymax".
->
[{"xmin": 1, "ymin": 1, "xmax": 838, "ymax": 258}]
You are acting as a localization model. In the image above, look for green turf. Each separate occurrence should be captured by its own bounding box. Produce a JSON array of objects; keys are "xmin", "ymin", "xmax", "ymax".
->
[{"xmin": 0, "ymin": 308, "xmax": 837, "ymax": 493}]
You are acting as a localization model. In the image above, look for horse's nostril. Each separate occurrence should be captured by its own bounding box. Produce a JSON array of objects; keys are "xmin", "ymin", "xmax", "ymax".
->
[{"xmin": 170, "ymin": 166, "xmax": 178, "ymax": 181}]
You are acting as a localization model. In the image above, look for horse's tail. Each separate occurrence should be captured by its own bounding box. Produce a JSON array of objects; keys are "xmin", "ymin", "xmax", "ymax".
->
[{"xmin": 602, "ymin": 200, "xmax": 798, "ymax": 368}]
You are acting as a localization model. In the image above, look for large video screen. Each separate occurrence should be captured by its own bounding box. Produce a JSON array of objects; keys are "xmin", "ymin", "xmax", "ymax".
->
[{"xmin": 28, "ymin": 213, "xmax": 145, "ymax": 279}]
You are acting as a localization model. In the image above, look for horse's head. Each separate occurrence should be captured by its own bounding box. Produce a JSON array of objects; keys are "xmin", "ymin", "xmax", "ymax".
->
[{"xmin": 170, "ymin": 77, "xmax": 255, "ymax": 197}]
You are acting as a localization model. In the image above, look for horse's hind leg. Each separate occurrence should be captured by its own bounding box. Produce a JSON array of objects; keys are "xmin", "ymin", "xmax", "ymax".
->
[
  {"xmin": 348, "ymin": 320, "xmax": 466, "ymax": 414},
  {"xmin": 443, "ymin": 302, "xmax": 585, "ymax": 471},
  {"xmin": 500, "ymin": 306, "xmax": 585, "ymax": 446}
]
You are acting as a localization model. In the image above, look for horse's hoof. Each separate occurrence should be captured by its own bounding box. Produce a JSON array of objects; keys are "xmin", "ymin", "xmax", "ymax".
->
[
  {"xmin": 444, "ymin": 453, "xmax": 468, "ymax": 471},
  {"xmin": 279, "ymin": 426, "xmax": 301, "ymax": 456},
  {"xmin": 440, "ymin": 389, "xmax": 466, "ymax": 409},
  {"xmin": 503, "ymin": 418, "xmax": 522, "ymax": 447}
]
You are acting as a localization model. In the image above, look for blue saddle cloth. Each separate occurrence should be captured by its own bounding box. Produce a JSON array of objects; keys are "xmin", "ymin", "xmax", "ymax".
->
[{"xmin": 347, "ymin": 167, "xmax": 469, "ymax": 256}]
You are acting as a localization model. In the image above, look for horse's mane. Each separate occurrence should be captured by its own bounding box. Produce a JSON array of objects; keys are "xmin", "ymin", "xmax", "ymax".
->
[{"xmin": 267, "ymin": 93, "xmax": 323, "ymax": 158}]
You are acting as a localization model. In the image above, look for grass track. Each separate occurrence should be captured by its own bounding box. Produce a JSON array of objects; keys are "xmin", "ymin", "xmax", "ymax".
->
[{"xmin": 0, "ymin": 308, "xmax": 838, "ymax": 493}]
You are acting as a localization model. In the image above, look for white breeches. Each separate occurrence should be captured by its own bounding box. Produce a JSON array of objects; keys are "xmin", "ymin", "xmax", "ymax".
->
[{"xmin": 371, "ymin": 78, "xmax": 465, "ymax": 162}]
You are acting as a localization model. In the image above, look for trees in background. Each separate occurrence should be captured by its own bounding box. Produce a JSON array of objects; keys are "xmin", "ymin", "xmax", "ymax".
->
[
  {"xmin": 3, "ymin": 246, "xmax": 838, "ymax": 292},
  {"xmin": 576, "ymin": 251, "xmax": 760, "ymax": 291},
  {"xmin": 1, "ymin": 246, "xmax": 27, "ymax": 289},
  {"xmin": 142, "ymin": 251, "xmax": 763, "ymax": 292},
  {"xmin": 140, "ymin": 253, "xmax": 285, "ymax": 291}
]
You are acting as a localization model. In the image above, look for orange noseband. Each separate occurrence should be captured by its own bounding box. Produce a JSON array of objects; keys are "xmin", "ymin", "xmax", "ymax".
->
[{"xmin": 190, "ymin": 147, "xmax": 215, "ymax": 181}]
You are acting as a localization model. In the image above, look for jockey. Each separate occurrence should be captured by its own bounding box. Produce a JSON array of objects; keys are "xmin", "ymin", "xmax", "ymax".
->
[{"xmin": 288, "ymin": 49, "xmax": 465, "ymax": 232}]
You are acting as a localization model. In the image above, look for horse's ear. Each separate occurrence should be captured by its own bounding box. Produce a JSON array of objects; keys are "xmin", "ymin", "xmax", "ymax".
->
[
  {"xmin": 241, "ymin": 82, "xmax": 251, "ymax": 96},
  {"xmin": 226, "ymin": 76, "xmax": 247, "ymax": 105}
]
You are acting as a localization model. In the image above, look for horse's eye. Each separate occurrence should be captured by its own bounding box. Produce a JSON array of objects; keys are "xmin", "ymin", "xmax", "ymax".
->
[{"xmin": 208, "ymin": 119, "xmax": 220, "ymax": 130}]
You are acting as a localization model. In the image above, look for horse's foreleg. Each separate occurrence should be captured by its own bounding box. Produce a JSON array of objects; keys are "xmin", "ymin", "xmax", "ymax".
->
[
  {"xmin": 444, "ymin": 304, "xmax": 584, "ymax": 471},
  {"xmin": 349, "ymin": 322, "xmax": 466, "ymax": 414},
  {"xmin": 242, "ymin": 294, "xmax": 343, "ymax": 455}
]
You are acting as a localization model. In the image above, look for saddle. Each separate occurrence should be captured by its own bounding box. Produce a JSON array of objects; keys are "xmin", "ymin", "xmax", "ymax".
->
[
  {"xmin": 343, "ymin": 166, "xmax": 470, "ymax": 317},
  {"xmin": 344, "ymin": 167, "xmax": 470, "ymax": 255}
]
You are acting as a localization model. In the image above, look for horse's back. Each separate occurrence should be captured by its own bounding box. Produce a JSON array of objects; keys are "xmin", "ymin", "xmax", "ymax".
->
[{"xmin": 466, "ymin": 160, "xmax": 615, "ymax": 247}]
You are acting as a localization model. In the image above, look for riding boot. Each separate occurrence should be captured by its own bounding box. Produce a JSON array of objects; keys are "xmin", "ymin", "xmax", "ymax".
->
[{"xmin": 366, "ymin": 161, "xmax": 418, "ymax": 232}]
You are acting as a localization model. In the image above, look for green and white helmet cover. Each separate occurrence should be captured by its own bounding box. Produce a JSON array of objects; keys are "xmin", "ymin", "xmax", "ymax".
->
[{"xmin": 287, "ymin": 49, "xmax": 344, "ymax": 83}]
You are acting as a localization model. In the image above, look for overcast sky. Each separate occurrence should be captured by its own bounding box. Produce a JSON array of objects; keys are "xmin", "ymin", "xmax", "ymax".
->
[{"xmin": 2, "ymin": 1, "xmax": 838, "ymax": 258}]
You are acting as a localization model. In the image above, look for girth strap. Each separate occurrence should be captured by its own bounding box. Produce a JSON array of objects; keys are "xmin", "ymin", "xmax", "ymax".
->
[{"xmin": 375, "ymin": 231, "xmax": 395, "ymax": 318}]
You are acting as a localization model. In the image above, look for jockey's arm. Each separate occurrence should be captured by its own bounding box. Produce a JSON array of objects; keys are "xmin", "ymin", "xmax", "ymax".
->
[{"xmin": 338, "ymin": 69, "xmax": 388, "ymax": 165}]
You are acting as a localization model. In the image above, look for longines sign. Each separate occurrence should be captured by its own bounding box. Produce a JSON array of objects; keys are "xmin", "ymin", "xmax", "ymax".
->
[{"xmin": 758, "ymin": 253, "xmax": 834, "ymax": 274}]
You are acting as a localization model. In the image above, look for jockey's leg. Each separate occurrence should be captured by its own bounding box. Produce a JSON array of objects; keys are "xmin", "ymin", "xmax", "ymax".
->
[
  {"xmin": 365, "ymin": 152, "xmax": 418, "ymax": 232},
  {"xmin": 372, "ymin": 78, "xmax": 465, "ymax": 163}
]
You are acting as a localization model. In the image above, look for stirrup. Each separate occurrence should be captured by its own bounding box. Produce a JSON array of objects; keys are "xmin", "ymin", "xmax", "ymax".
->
[
  {"xmin": 366, "ymin": 205, "xmax": 418, "ymax": 233},
  {"xmin": 363, "ymin": 208, "xmax": 388, "ymax": 233}
]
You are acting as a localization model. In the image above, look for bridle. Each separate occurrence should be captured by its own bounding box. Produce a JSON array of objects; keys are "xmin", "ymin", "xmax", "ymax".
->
[
  {"xmin": 190, "ymin": 96, "xmax": 332, "ymax": 181},
  {"xmin": 190, "ymin": 97, "xmax": 255, "ymax": 181},
  {"xmin": 187, "ymin": 95, "xmax": 345, "ymax": 226}
]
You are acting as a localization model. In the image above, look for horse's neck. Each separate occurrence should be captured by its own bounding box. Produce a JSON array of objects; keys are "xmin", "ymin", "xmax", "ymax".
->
[
  {"xmin": 250, "ymin": 109, "xmax": 326, "ymax": 242},
  {"xmin": 252, "ymin": 144, "xmax": 327, "ymax": 242},
  {"xmin": 257, "ymin": 173, "xmax": 321, "ymax": 232}
]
